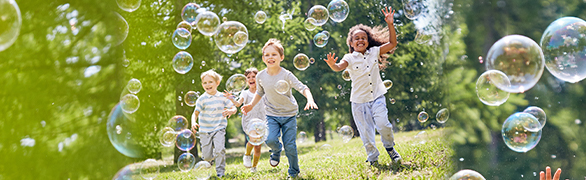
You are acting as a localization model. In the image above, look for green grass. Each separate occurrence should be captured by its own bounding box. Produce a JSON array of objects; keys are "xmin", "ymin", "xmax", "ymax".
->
[{"xmin": 153, "ymin": 128, "xmax": 453, "ymax": 180}]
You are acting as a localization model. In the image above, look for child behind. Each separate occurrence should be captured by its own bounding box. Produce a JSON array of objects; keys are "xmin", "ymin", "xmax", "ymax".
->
[
  {"xmin": 223, "ymin": 67, "xmax": 266, "ymax": 173},
  {"xmin": 241, "ymin": 39, "xmax": 318, "ymax": 178},
  {"xmin": 191, "ymin": 70, "xmax": 236, "ymax": 178},
  {"xmin": 323, "ymin": 7, "xmax": 402, "ymax": 166}
]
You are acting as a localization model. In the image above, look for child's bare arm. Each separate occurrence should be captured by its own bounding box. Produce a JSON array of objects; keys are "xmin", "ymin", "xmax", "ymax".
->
[
  {"xmin": 223, "ymin": 90, "xmax": 243, "ymax": 107},
  {"xmin": 241, "ymin": 94, "xmax": 262, "ymax": 115},
  {"xmin": 324, "ymin": 52, "xmax": 348, "ymax": 72},
  {"xmin": 380, "ymin": 6, "xmax": 398, "ymax": 55},
  {"xmin": 301, "ymin": 88, "xmax": 318, "ymax": 110},
  {"xmin": 191, "ymin": 110, "xmax": 200, "ymax": 132}
]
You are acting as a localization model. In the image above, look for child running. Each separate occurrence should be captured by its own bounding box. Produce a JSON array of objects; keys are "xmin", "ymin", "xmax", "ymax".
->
[
  {"xmin": 223, "ymin": 67, "xmax": 266, "ymax": 173},
  {"xmin": 191, "ymin": 70, "xmax": 237, "ymax": 178},
  {"xmin": 241, "ymin": 39, "xmax": 318, "ymax": 178},
  {"xmin": 323, "ymin": 7, "xmax": 402, "ymax": 166}
]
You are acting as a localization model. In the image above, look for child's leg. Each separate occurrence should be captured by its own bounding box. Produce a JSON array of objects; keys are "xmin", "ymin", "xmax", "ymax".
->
[
  {"xmin": 212, "ymin": 129, "xmax": 227, "ymax": 176},
  {"xmin": 265, "ymin": 116, "xmax": 283, "ymax": 159},
  {"xmin": 371, "ymin": 96, "xmax": 395, "ymax": 149},
  {"xmin": 281, "ymin": 116, "xmax": 299, "ymax": 177},
  {"xmin": 252, "ymin": 145, "xmax": 261, "ymax": 167},
  {"xmin": 245, "ymin": 141, "xmax": 254, "ymax": 156},
  {"xmin": 351, "ymin": 101, "xmax": 380, "ymax": 162},
  {"xmin": 199, "ymin": 132, "xmax": 215, "ymax": 161}
]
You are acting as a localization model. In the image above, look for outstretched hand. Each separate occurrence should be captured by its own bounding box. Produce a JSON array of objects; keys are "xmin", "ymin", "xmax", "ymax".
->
[
  {"xmin": 540, "ymin": 166, "xmax": 561, "ymax": 180},
  {"xmin": 382, "ymin": 6, "xmax": 395, "ymax": 25},
  {"xmin": 324, "ymin": 52, "xmax": 339, "ymax": 66},
  {"xmin": 304, "ymin": 100, "xmax": 318, "ymax": 110},
  {"xmin": 223, "ymin": 90, "xmax": 235, "ymax": 100}
]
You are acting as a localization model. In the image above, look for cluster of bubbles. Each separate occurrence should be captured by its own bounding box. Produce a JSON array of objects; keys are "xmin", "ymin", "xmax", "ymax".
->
[
  {"xmin": 254, "ymin": 11, "xmax": 267, "ymax": 24},
  {"xmin": 0, "ymin": 0, "xmax": 21, "ymax": 52},
  {"xmin": 247, "ymin": 119, "xmax": 269, "ymax": 146},
  {"xmin": 540, "ymin": 17, "xmax": 586, "ymax": 83},
  {"xmin": 116, "ymin": 0, "xmax": 141, "ymax": 12},
  {"xmin": 501, "ymin": 106, "xmax": 546, "ymax": 153},
  {"xmin": 172, "ymin": 51, "xmax": 194, "ymax": 74},
  {"xmin": 336, "ymin": 125, "xmax": 354, "ymax": 143},
  {"xmin": 313, "ymin": 30, "xmax": 330, "ymax": 48},
  {"xmin": 293, "ymin": 53, "xmax": 311, "ymax": 71},
  {"xmin": 275, "ymin": 80, "xmax": 290, "ymax": 94},
  {"xmin": 120, "ymin": 79, "xmax": 142, "ymax": 114},
  {"xmin": 449, "ymin": 169, "xmax": 486, "ymax": 180},
  {"xmin": 226, "ymin": 74, "xmax": 247, "ymax": 95}
]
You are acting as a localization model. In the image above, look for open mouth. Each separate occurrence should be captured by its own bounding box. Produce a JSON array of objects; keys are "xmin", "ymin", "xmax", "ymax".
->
[{"xmin": 249, "ymin": 81, "xmax": 256, "ymax": 86}]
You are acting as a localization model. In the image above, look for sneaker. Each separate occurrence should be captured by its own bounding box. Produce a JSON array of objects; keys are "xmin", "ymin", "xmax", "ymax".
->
[
  {"xmin": 269, "ymin": 153, "xmax": 280, "ymax": 167},
  {"xmin": 243, "ymin": 155, "xmax": 252, "ymax": 168},
  {"xmin": 217, "ymin": 174, "xmax": 223, "ymax": 178},
  {"xmin": 365, "ymin": 160, "xmax": 379, "ymax": 166},
  {"xmin": 387, "ymin": 147, "xmax": 402, "ymax": 165},
  {"xmin": 250, "ymin": 167, "xmax": 257, "ymax": 173}
]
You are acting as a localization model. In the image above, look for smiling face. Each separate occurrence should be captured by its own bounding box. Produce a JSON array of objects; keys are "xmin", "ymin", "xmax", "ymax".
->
[
  {"xmin": 262, "ymin": 45, "xmax": 284, "ymax": 68},
  {"xmin": 350, "ymin": 30, "xmax": 369, "ymax": 54},
  {"xmin": 201, "ymin": 75, "xmax": 220, "ymax": 95},
  {"xmin": 245, "ymin": 72, "xmax": 257, "ymax": 90}
]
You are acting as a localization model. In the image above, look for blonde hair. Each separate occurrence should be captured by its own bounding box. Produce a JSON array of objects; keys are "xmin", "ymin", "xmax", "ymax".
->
[
  {"xmin": 262, "ymin": 38, "xmax": 284, "ymax": 57},
  {"xmin": 200, "ymin": 69, "xmax": 222, "ymax": 82}
]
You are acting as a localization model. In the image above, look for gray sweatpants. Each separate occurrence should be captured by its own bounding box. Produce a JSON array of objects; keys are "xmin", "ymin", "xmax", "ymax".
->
[
  {"xmin": 351, "ymin": 95, "xmax": 395, "ymax": 162},
  {"xmin": 200, "ymin": 128, "xmax": 226, "ymax": 176}
]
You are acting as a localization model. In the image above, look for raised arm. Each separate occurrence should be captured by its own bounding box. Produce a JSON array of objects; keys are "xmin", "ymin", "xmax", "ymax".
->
[
  {"xmin": 241, "ymin": 93, "xmax": 262, "ymax": 115},
  {"xmin": 379, "ymin": 6, "xmax": 397, "ymax": 55},
  {"xmin": 324, "ymin": 52, "xmax": 348, "ymax": 72}
]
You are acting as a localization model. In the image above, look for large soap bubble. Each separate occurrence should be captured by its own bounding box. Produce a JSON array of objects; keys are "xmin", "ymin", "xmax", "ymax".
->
[
  {"xmin": 126, "ymin": 78, "xmax": 142, "ymax": 94},
  {"xmin": 107, "ymin": 103, "xmax": 145, "ymax": 158},
  {"xmin": 486, "ymin": 35, "xmax": 545, "ymax": 93},
  {"xmin": 214, "ymin": 21, "xmax": 248, "ymax": 55},
  {"xmin": 502, "ymin": 112, "xmax": 542, "ymax": 153},
  {"xmin": 254, "ymin": 11, "xmax": 267, "ymax": 24},
  {"xmin": 195, "ymin": 11, "xmax": 220, "ymax": 36},
  {"xmin": 172, "ymin": 51, "xmax": 194, "ymax": 74},
  {"xmin": 116, "ymin": 0, "xmax": 140, "ymax": 12},
  {"xmin": 293, "ymin": 53, "xmax": 310, "ymax": 71},
  {"xmin": 176, "ymin": 129, "xmax": 196, "ymax": 151},
  {"xmin": 342, "ymin": 69, "xmax": 351, "ymax": 81},
  {"xmin": 226, "ymin": 74, "xmax": 247, "ymax": 94},
  {"xmin": 436, "ymin": 108, "xmax": 449, "ymax": 123},
  {"xmin": 247, "ymin": 118, "xmax": 268, "ymax": 146},
  {"xmin": 304, "ymin": 18, "xmax": 317, "ymax": 31},
  {"xmin": 139, "ymin": 159, "xmax": 160, "ymax": 180},
  {"xmin": 0, "ymin": 0, "xmax": 21, "ymax": 52},
  {"xmin": 120, "ymin": 94, "xmax": 140, "ymax": 114},
  {"xmin": 112, "ymin": 164, "xmax": 139, "ymax": 180},
  {"xmin": 177, "ymin": 152, "xmax": 196, "ymax": 172},
  {"xmin": 308, "ymin": 5, "xmax": 329, "ymax": 26},
  {"xmin": 181, "ymin": 3, "xmax": 200, "ymax": 25},
  {"xmin": 275, "ymin": 80, "xmax": 290, "ymax": 94},
  {"xmin": 168, "ymin": 115, "xmax": 189, "ymax": 131},
  {"xmin": 172, "ymin": 28, "xmax": 192, "ymax": 50},
  {"xmin": 402, "ymin": 0, "xmax": 424, "ymax": 20},
  {"xmin": 476, "ymin": 70, "xmax": 510, "ymax": 106},
  {"xmin": 540, "ymin": 17, "xmax": 586, "ymax": 83},
  {"xmin": 313, "ymin": 32, "xmax": 329, "ymax": 48},
  {"xmin": 112, "ymin": 12, "xmax": 129, "ymax": 46},
  {"xmin": 184, "ymin": 91, "xmax": 199, "ymax": 107},
  {"xmin": 327, "ymin": 0, "xmax": 349, "ymax": 23},
  {"xmin": 522, "ymin": 106, "xmax": 546, "ymax": 131},
  {"xmin": 193, "ymin": 161, "xmax": 213, "ymax": 180},
  {"xmin": 158, "ymin": 127, "xmax": 176, "ymax": 147},
  {"xmin": 449, "ymin": 169, "xmax": 486, "ymax": 180},
  {"xmin": 337, "ymin": 125, "xmax": 354, "ymax": 143}
]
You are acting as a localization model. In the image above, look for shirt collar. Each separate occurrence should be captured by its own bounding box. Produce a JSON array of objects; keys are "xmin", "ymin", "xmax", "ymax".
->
[{"xmin": 351, "ymin": 48, "xmax": 371, "ymax": 57}]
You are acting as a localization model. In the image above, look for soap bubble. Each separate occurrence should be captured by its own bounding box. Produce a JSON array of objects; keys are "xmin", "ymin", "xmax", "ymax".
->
[
  {"xmin": 159, "ymin": 127, "xmax": 176, "ymax": 147},
  {"xmin": 177, "ymin": 21, "xmax": 193, "ymax": 33},
  {"xmin": 112, "ymin": 12, "xmax": 129, "ymax": 46},
  {"xmin": 449, "ymin": 169, "xmax": 486, "ymax": 180},
  {"xmin": 402, "ymin": 0, "xmax": 424, "ymax": 20},
  {"xmin": 139, "ymin": 159, "xmax": 160, "ymax": 180},
  {"xmin": 181, "ymin": 3, "xmax": 200, "ymax": 25},
  {"xmin": 313, "ymin": 32, "xmax": 329, "ymax": 48},
  {"xmin": 418, "ymin": 111, "xmax": 429, "ymax": 123},
  {"xmin": 522, "ymin": 106, "xmax": 546, "ymax": 131},
  {"xmin": 293, "ymin": 53, "xmax": 310, "ymax": 71},
  {"xmin": 327, "ymin": 0, "xmax": 349, "ymax": 23},
  {"xmin": 502, "ymin": 112, "xmax": 542, "ymax": 153},
  {"xmin": 337, "ymin": 125, "xmax": 354, "ymax": 143},
  {"xmin": 0, "ymin": 0, "xmax": 21, "ymax": 52},
  {"xmin": 321, "ymin": 30, "xmax": 330, "ymax": 39},
  {"xmin": 308, "ymin": 5, "xmax": 329, "ymax": 26},
  {"xmin": 195, "ymin": 11, "xmax": 220, "ymax": 36},
  {"xmin": 172, "ymin": 51, "xmax": 194, "ymax": 74},
  {"xmin": 116, "ymin": 0, "xmax": 141, "ymax": 12},
  {"xmin": 214, "ymin": 21, "xmax": 248, "ymax": 55},
  {"xmin": 342, "ymin": 69, "xmax": 351, "ymax": 81},
  {"xmin": 177, "ymin": 152, "xmax": 196, "ymax": 172},
  {"xmin": 383, "ymin": 79, "xmax": 393, "ymax": 89},
  {"xmin": 390, "ymin": 98, "xmax": 396, "ymax": 104},
  {"xmin": 436, "ymin": 108, "xmax": 449, "ymax": 123},
  {"xmin": 226, "ymin": 74, "xmax": 247, "ymax": 94},
  {"xmin": 247, "ymin": 119, "xmax": 268, "ymax": 146},
  {"xmin": 168, "ymin": 115, "xmax": 189, "ymax": 131},
  {"xmin": 297, "ymin": 131, "xmax": 308, "ymax": 143},
  {"xmin": 476, "ymin": 70, "xmax": 510, "ymax": 106},
  {"xmin": 540, "ymin": 17, "xmax": 586, "ymax": 83},
  {"xmin": 304, "ymin": 18, "xmax": 317, "ymax": 31},
  {"xmin": 275, "ymin": 80, "xmax": 290, "ymax": 94},
  {"xmin": 193, "ymin": 161, "xmax": 213, "ymax": 180},
  {"xmin": 121, "ymin": 94, "xmax": 140, "ymax": 114},
  {"xmin": 126, "ymin": 78, "xmax": 142, "ymax": 94},
  {"xmin": 184, "ymin": 91, "xmax": 199, "ymax": 107},
  {"xmin": 254, "ymin": 11, "xmax": 267, "ymax": 24},
  {"xmin": 172, "ymin": 28, "xmax": 191, "ymax": 50},
  {"xmin": 107, "ymin": 103, "xmax": 145, "ymax": 158},
  {"xmin": 414, "ymin": 28, "xmax": 434, "ymax": 44},
  {"xmin": 320, "ymin": 144, "xmax": 333, "ymax": 158},
  {"xmin": 176, "ymin": 129, "xmax": 196, "ymax": 151},
  {"xmin": 486, "ymin": 35, "xmax": 545, "ymax": 93},
  {"xmin": 112, "ymin": 164, "xmax": 139, "ymax": 180},
  {"xmin": 310, "ymin": 57, "xmax": 315, "ymax": 64}
]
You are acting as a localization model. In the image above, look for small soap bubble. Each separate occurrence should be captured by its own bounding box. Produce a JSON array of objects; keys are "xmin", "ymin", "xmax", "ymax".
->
[
  {"xmin": 120, "ymin": 94, "xmax": 140, "ymax": 114},
  {"xmin": 342, "ymin": 69, "xmax": 351, "ymax": 81},
  {"xmin": 309, "ymin": 57, "xmax": 315, "ymax": 64},
  {"xmin": 196, "ymin": 11, "xmax": 220, "ymax": 36},
  {"xmin": 181, "ymin": 3, "xmax": 200, "ymax": 25},
  {"xmin": 172, "ymin": 51, "xmax": 194, "ymax": 74},
  {"xmin": 176, "ymin": 129, "xmax": 196, "ymax": 151},
  {"xmin": 304, "ymin": 18, "xmax": 317, "ymax": 31},
  {"xmin": 436, "ymin": 108, "xmax": 449, "ymax": 123},
  {"xmin": 308, "ymin": 5, "xmax": 329, "ymax": 26},
  {"xmin": 383, "ymin": 79, "xmax": 393, "ymax": 90},
  {"xmin": 575, "ymin": 119, "xmax": 582, "ymax": 124},
  {"xmin": 522, "ymin": 106, "xmax": 546, "ymax": 131},
  {"xmin": 247, "ymin": 119, "xmax": 268, "ymax": 146},
  {"xmin": 193, "ymin": 161, "xmax": 213, "ymax": 179},
  {"xmin": 540, "ymin": 17, "xmax": 586, "ymax": 83},
  {"xmin": 222, "ymin": 17, "xmax": 227, "ymax": 22},
  {"xmin": 168, "ymin": 115, "xmax": 189, "ymax": 131},
  {"xmin": 327, "ymin": 0, "xmax": 349, "ymax": 23},
  {"xmin": 214, "ymin": 21, "xmax": 248, "ymax": 55},
  {"xmin": 297, "ymin": 131, "xmax": 308, "ymax": 143},
  {"xmin": 293, "ymin": 53, "xmax": 310, "ymax": 71},
  {"xmin": 226, "ymin": 74, "xmax": 247, "ymax": 94},
  {"xmin": 254, "ymin": 11, "xmax": 267, "ymax": 24},
  {"xmin": 313, "ymin": 32, "xmax": 329, "ymax": 48},
  {"xmin": 275, "ymin": 80, "xmax": 290, "ymax": 94},
  {"xmin": 184, "ymin": 91, "xmax": 199, "ymax": 106},
  {"xmin": 551, "ymin": 154, "xmax": 557, "ymax": 159},
  {"xmin": 321, "ymin": 30, "xmax": 330, "ymax": 39},
  {"xmin": 172, "ymin": 28, "xmax": 192, "ymax": 50},
  {"xmin": 337, "ymin": 85, "xmax": 342, "ymax": 89},
  {"xmin": 502, "ymin": 112, "xmax": 542, "ymax": 153},
  {"xmin": 126, "ymin": 78, "xmax": 142, "ymax": 94},
  {"xmin": 159, "ymin": 127, "xmax": 176, "ymax": 147},
  {"xmin": 390, "ymin": 98, "xmax": 396, "ymax": 104},
  {"xmin": 478, "ymin": 56, "xmax": 484, "ymax": 63},
  {"xmin": 476, "ymin": 70, "xmax": 510, "ymax": 106},
  {"xmin": 337, "ymin": 125, "xmax": 354, "ymax": 143},
  {"xmin": 177, "ymin": 152, "xmax": 196, "ymax": 172},
  {"xmin": 418, "ymin": 111, "xmax": 429, "ymax": 123},
  {"xmin": 139, "ymin": 159, "xmax": 160, "ymax": 180},
  {"xmin": 320, "ymin": 144, "xmax": 333, "ymax": 158},
  {"xmin": 107, "ymin": 103, "xmax": 145, "ymax": 158},
  {"xmin": 177, "ymin": 21, "xmax": 192, "ymax": 34},
  {"xmin": 449, "ymin": 169, "xmax": 486, "ymax": 180},
  {"xmin": 402, "ymin": 0, "xmax": 423, "ymax": 20}
]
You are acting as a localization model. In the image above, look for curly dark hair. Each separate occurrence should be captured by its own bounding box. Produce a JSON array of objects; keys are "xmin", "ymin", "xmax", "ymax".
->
[{"xmin": 346, "ymin": 24, "xmax": 393, "ymax": 69}]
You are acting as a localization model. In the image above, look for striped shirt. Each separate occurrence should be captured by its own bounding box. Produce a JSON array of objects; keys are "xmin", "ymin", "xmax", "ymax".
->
[{"xmin": 193, "ymin": 92, "xmax": 234, "ymax": 133}]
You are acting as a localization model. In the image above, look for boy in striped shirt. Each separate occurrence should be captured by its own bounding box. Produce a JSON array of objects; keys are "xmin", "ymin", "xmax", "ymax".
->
[{"xmin": 191, "ymin": 70, "xmax": 236, "ymax": 178}]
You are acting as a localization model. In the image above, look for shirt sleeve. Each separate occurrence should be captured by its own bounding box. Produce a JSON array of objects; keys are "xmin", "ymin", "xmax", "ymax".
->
[
  {"xmin": 287, "ymin": 71, "xmax": 308, "ymax": 93},
  {"xmin": 194, "ymin": 96, "xmax": 203, "ymax": 113},
  {"xmin": 256, "ymin": 74, "xmax": 265, "ymax": 97},
  {"xmin": 341, "ymin": 54, "xmax": 351, "ymax": 69},
  {"xmin": 371, "ymin": 46, "xmax": 381, "ymax": 59}
]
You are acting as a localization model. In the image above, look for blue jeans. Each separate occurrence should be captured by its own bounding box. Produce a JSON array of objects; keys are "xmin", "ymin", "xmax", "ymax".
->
[{"xmin": 266, "ymin": 115, "xmax": 299, "ymax": 177}]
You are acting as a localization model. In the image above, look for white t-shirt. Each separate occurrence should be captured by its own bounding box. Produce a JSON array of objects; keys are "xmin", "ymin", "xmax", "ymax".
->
[
  {"xmin": 341, "ymin": 46, "xmax": 387, "ymax": 103},
  {"xmin": 239, "ymin": 89, "xmax": 266, "ymax": 133}
]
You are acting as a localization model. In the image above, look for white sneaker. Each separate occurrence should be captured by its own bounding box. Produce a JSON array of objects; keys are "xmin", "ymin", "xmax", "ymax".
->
[
  {"xmin": 250, "ymin": 167, "xmax": 257, "ymax": 173},
  {"xmin": 243, "ymin": 155, "xmax": 252, "ymax": 168}
]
